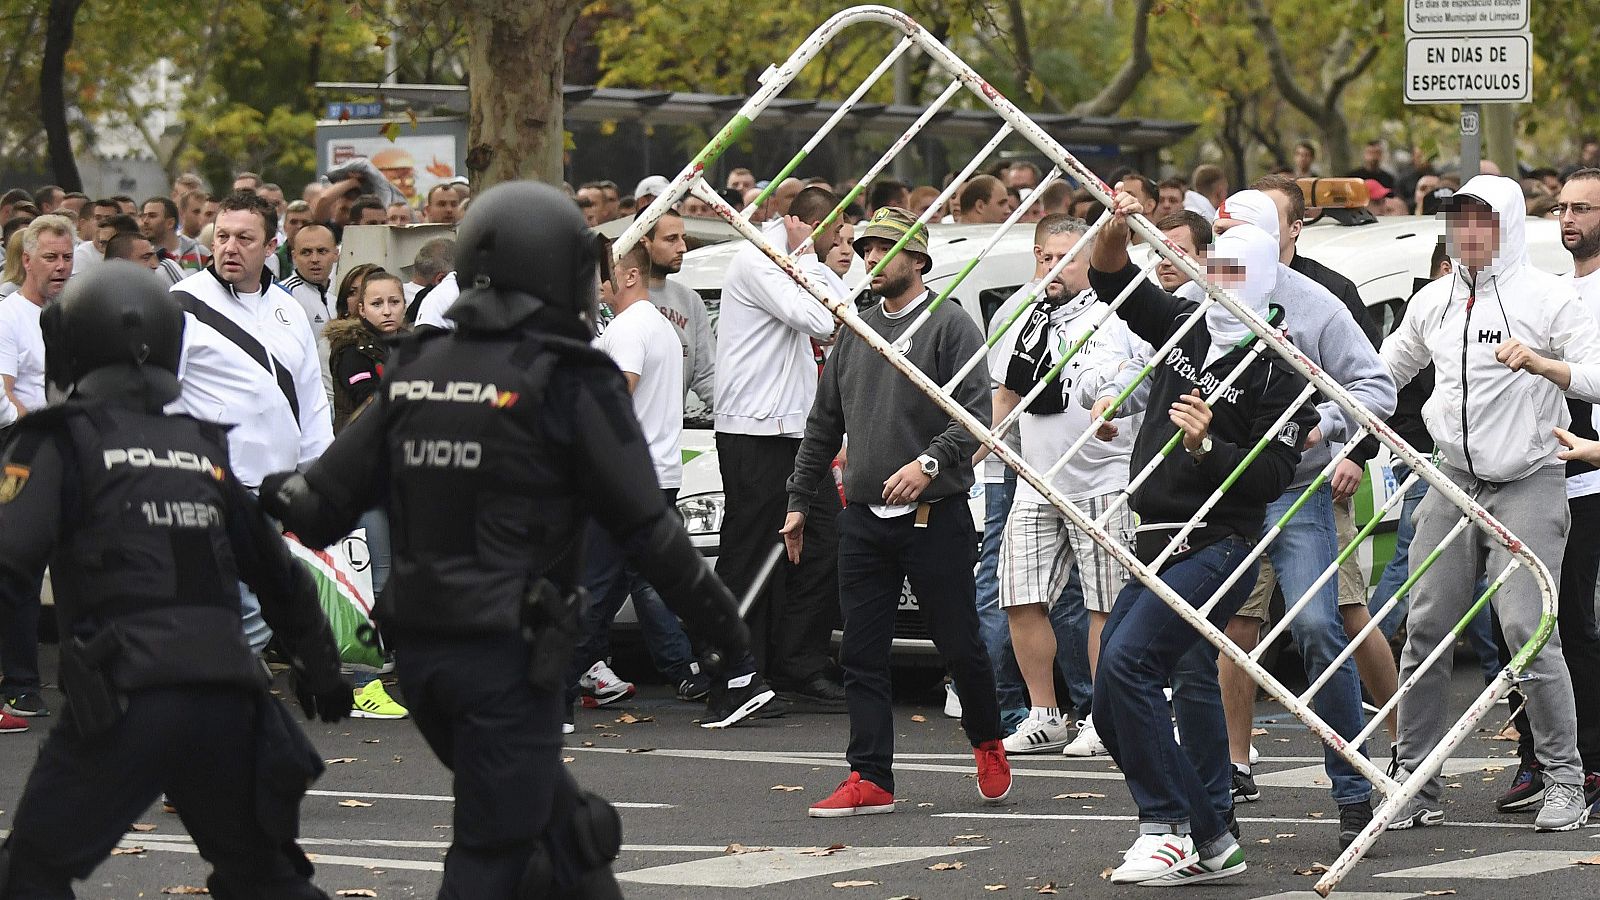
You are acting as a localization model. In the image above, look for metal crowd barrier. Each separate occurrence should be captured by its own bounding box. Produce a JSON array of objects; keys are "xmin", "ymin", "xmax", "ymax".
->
[{"xmin": 610, "ymin": 6, "xmax": 1558, "ymax": 893}]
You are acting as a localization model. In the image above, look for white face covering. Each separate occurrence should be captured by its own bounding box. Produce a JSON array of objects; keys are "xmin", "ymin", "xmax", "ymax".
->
[{"xmin": 1202, "ymin": 223, "xmax": 1278, "ymax": 367}]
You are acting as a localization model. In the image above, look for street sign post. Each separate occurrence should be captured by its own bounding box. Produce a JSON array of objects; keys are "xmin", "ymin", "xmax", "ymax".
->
[
  {"xmin": 1406, "ymin": 0, "xmax": 1529, "ymax": 34},
  {"xmin": 1403, "ymin": 34, "xmax": 1531, "ymax": 104},
  {"xmin": 1404, "ymin": 0, "xmax": 1530, "ymax": 178}
]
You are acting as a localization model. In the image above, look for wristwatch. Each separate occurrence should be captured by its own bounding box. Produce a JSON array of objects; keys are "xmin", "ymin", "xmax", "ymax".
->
[
  {"xmin": 916, "ymin": 454, "xmax": 940, "ymax": 479},
  {"xmin": 1187, "ymin": 436, "xmax": 1213, "ymax": 462}
]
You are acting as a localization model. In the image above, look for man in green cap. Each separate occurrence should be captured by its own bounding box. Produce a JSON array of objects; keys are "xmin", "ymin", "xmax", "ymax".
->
[{"xmin": 782, "ymin": 207, "xmax": 1013, "ymax": 818}]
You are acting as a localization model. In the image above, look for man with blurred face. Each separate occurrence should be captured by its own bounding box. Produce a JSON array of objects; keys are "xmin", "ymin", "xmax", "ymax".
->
[
  {"xmin": 422, "ymin": 184, "xmax": 460, "ymax": 225},
  {"xmin": 386, "ymin": 202, "xmax": 414, "ymax": 226},
  {"xmin": 256, "ymin": 183, "xmax": 287, "ymax": 224},
  {"xmin": 644, "ymin": 210, "xmax": 715, "ymax": 412},
  {"xmin": 575, "ymin": 184, "xmax": 606, "ymax": 227},
  {"xmin": 1383, "ymin": 173, "xmax": 1600, "ymax": 833}
]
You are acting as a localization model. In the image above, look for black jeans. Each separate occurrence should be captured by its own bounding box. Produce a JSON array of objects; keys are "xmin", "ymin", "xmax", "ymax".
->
[
  {"xmin": 393, "ymin": 630, "xmax": 605, "ymax": 898},
  {"xmin": 714, "ymin": 432, "xmax": 839, "ymax": 687},
  {"xmin": 0, "ymin": 574, "xmax": 42, "ymax": 693},
  {"xmin": 836, "ymin": 498, "xmax": 1000, "ymax": 793},
  {"xmin": 1513, "ymin": 491, "xmax": 1600, "ymax": 772},
  {"xmin": 4, "ymin": 687, "xmax": 326, "ymax": 899}
]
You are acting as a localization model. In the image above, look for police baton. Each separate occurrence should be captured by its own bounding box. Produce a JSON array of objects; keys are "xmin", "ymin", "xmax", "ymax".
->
[{"xmin": 737, "ymin": 543, "xmax": 786, "ymax": 620}]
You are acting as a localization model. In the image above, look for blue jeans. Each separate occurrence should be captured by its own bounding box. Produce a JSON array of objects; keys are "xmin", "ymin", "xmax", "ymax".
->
[
  {"xmin": 1260, "ymin": 485, "xmax": 1371, "ymax": 806},
  {"xmin": 1370, "ymin": 463, "xmax": 1428, "ymax": 639},
  {"xmin": 572, "ymin": 490, "xmax": 697, "ymax": 689},
  {"xmin": 1097, "ymin": 537, "xmax": 1255, "ymax": 849},
  {"xmin": 1369, "ymin": 464, "xmax": 1498, "ymax": 683},
  {"xmin": 976, "ymin": 472, "xmax": 1028, "ymax": 724}
]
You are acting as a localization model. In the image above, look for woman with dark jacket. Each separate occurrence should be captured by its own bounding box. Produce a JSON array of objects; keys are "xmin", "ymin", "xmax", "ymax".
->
[
  {"xmin": 322, "ymin": 268, "xmax": 410, "ymax": 719},
  {"xmin": 326, "ymin": 268, "xmax": 406, "ymax": 432}
]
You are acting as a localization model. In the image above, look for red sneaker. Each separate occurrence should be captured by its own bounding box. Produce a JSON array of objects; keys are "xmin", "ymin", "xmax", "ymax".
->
[
  {"xmin": 975, "ymin": 739, "xmax": 1011, "ymax": 803},
  {"xmin": 0, "ymin": 711, "xmax": 27, "ymax": 734},
  {"xmin": 808, "ymin": 772, "xmax": 895, "ymax": 818}
]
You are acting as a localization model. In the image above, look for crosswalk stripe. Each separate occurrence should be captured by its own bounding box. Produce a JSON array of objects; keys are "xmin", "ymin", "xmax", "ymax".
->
[
  {"xmin": 617, "ymin": 844, "xmax": 985, "ymax": 888},
  {"xmin": 1376, "ymin": 849, "xmax": 1596, "ymax": 879}
]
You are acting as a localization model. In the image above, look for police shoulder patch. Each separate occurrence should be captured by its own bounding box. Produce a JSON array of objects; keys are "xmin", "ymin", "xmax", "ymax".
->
[{"xmin": 0, "ymin": 463, "xmax": 30, "ymax": 503}]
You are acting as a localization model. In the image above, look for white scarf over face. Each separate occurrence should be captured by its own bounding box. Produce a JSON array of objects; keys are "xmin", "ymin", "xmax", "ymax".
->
[{"xmin": 1202, "ymin": 223, "xmax": 1278, "ymax": 367}]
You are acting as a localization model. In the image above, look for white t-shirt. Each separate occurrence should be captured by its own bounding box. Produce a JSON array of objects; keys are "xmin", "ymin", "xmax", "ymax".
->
[
  {"xmin": 597, "ymin": 299, "xmax": 684, "ymax": 489},
  {"xmin": 989, "ymin": 293, "xmax": 1140, "ymax": 504},
  {"xmin": 1567, "ymin": 268, "xmax": 1600, "ymax": 499},
  {"xmin": 0, "ymin": 292, "xmax": 48, "ymax": 413},
  {"xmin": 981, "ymin": 284, "xmax": 1034, "ymax": 484},
  {"xmin": 414, "ymin": 272, "xmax": 460, "ymax": 330}
]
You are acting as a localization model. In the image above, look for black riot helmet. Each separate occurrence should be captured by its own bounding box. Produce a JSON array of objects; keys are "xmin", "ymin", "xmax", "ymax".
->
[
  {"xmin": 54, "ymin": 260, "xmax": 184, "ymax": 406},
  {"xmin": 450, "ymin": 180, "xmax": 600, "ymax": 338}
]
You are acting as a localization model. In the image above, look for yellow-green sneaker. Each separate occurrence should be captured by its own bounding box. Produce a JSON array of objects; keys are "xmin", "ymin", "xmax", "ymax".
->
[{"xmin": 351, "ymin": 680, "xmax": 409, "ymax": 719}]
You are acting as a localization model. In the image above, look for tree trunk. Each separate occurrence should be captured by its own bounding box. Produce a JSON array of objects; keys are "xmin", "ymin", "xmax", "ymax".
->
[
  {"xmin": 1244, "ymin": 0, "xmax": 1379, "ymax": 175},
  {"xmin": 1071, "ymin": 0, "xmax": 1154, "ymax": 117},
  {"xmin": 40, "ymin": 0, "xmax": 84, "ymax": 192},
  {"xmin": 463, "ymin": 0, "xmax": 584, "ymax": 189}
]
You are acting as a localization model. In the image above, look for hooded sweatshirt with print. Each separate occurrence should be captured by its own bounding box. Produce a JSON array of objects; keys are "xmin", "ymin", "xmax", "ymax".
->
[
  {"xmin": 1381, "ymin": 174, "xmax": 1600, "ymax": 483},
  {"xmin": 1088, "ymin": 224, "xmax": 1319, "ymax": 564},
  {"xmin": 1212, "ymin": 189, "xmax": 1397, "ymax": 485}
]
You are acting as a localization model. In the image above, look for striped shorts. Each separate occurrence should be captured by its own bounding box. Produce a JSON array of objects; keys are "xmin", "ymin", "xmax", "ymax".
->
[{"xmin": 998, "ymin": 494, "xmax": 1135, "ymax": 614}]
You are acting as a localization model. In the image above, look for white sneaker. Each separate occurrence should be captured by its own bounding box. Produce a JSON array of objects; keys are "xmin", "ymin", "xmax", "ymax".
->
[
  {"xmin": 1249, "ymin": 743, "xmax": 1260, "ymax": 765},
  {"xmin": 1110, "ymin": 833, "xmax": 1197, "ymax": 884},
  {"xmin": 579, "ymin": 660, "xmax": 635, "ymax": 708},
  {"xmin": 1003, "ymin": 714, "xmax": 1071, "ymax": 754},
  {"xmin": 1062, "ymin": 717, "xmax": 1108, "ymax": 757},
  {"xmin": 562, "ymin": 721, "xmax": 576, "ymax": 735},
  {"xmin": 943, "ymin": 682, "xmax": 963, "ymax": 719}
]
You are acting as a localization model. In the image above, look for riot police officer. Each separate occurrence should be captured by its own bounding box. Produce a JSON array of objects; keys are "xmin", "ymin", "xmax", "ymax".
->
[
  {"xmin": 260, "ymin": 181, "xmax": 772, "ymax": 899},
  {"xmin": 0, "ymin": 260, "xmax": 353, "ymax": 899}
]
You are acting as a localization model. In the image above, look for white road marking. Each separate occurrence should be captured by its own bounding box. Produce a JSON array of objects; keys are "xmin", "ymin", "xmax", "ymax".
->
[
  {"xmin": 117, "ymin": 838, "xmax": 445, "ymax": 872},
  {"xmin": 306, "ymin": 788, "xmax": 670, "ymax": 809},
  {"xmin": 617, "ymin": 845, "xmax": 985, "ymax": 888},
  {"xmin": 570, "ymin": 747, "xmax": 1126, "ymax": 780},
  {"xmin": 1376, "ymin": 849, "xmax": 1597, "ymax": 879},
  {"xmin": 934, "ymin": 812, "xmax": 1566, "ymax": 830},
  {"xmin": 1254, "ymin": 757, "xmax": 1510, "ymax": 789},
  {"xmin": 1252, "ymin": 893, "xmax": 1421, "ymax": 900},
  {"xmin": 131, "ymin": 834, "xmax": 729, "ymax": 853}
]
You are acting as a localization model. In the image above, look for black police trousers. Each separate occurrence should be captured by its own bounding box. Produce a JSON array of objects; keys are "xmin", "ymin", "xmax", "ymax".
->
[
  {"xmin": 2, "ymin": 686, "xmax": 326, "ymax": 900},
  {"xmin": 390, "ymin": 630, "xmax": 614, "ymax": 898}
]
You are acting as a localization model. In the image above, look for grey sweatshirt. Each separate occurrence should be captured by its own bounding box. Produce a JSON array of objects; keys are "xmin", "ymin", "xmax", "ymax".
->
[
  {"xmin": 1269, "ymin": 266, "xmax": 1396, "ymax": 487},
  {"xmin": 787, "ymin": 292, "xmax": 989, "ymax": 513},
  {"xmin": 651, "ymin": 278, "xmax": 716, "ymax": 412}
]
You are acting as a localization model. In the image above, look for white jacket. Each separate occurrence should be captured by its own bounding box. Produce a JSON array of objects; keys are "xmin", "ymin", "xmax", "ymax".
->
[
  {"xmin": 169, "ymin": 267, "xmax": 334, "ymax": 488},
  {"xmin": 1381, "ymin": 174, "xmax": 1600, "ymax": 482},
  {"xmin": 713, "ymin": 218, "xmax": 842, "ymax": 436}
]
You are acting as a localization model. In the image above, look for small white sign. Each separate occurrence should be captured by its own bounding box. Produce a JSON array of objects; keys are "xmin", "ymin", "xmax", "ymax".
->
[
  {"xmin": 1404, "ymin": 34, "xmax": 1531, "ymax": 104},
  {"xmin": 1406, "ymin": 0, "xmax": 1529, "ymax": 35}
]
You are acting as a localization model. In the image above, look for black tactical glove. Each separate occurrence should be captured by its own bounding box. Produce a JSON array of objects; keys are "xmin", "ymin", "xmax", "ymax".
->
[{"xmin": 291, "ymin": 663, "xmax": 353, "ymax": 723}]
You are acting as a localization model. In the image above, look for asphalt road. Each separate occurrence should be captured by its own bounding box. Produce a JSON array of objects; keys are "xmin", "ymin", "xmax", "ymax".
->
[{"xmin": 0, "ymin": 651, "xmax": 1596, "ymax": 899}]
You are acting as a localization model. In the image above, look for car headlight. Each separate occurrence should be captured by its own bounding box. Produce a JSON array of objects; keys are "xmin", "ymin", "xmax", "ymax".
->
[{"xmin": 677, "ymin": 492, "xmax": 724, "ymax": 536}]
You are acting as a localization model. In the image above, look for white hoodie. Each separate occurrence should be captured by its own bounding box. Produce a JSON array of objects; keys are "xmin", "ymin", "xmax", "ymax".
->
[
  {"xmin": 1381, "ymin": 174, "xmax": 1600, "ymax": 482},
  {"xmin": 714, "ymin": 218, "xmax": 843, "ymax": 436}
]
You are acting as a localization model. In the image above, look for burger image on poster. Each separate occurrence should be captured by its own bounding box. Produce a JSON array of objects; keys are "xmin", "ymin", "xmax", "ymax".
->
[{"xmin": 371, "ymin": 147, "xmax": 417, "ymax": 204}]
